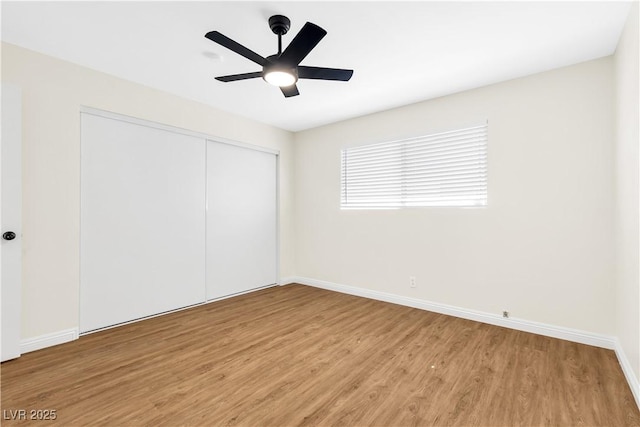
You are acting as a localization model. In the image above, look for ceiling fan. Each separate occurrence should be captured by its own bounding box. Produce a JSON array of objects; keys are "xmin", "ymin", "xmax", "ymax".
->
[{"xmin": 205, "ymin": 15, "xmax": 353, "ymax": 98}]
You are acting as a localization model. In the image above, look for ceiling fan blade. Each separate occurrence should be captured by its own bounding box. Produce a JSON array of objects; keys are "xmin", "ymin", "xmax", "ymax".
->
[
  {"xmin": 279, "ymin": 22, "xmax": 327, "ymax": 66},
  {"xmin": 205, "ymin": 31, "xmax": 266, "ymax": 66},
  {"xmin": 280, "ymin": 85, "xmax": 300, "ymax": 98},
  {"xmin": 298, "ymin": 66, "xmax": 353, "ymax": 81},
  {"xmin": 215, "ymin": 71, "xmax": 263, "ymax": 82}
]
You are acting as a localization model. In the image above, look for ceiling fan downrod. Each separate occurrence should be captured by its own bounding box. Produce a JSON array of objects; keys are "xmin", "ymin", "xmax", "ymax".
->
[{"xmin": 269, "ymin": 15, "xmax": 290, "ymax": 56}]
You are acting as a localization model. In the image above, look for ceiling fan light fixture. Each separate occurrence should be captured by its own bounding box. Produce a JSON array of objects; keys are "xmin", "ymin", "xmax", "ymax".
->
[{"xmin": 263, "ymin": 69, "xmax": 297, "ymax": 87}]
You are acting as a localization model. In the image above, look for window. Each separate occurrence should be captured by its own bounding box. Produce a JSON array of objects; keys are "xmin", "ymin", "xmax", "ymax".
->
[{"xmin": 341, "ymin": 123, "xmax": 487, "ymax": 209}]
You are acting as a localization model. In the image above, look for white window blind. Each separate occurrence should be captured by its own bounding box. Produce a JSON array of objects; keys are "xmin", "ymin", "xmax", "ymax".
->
[{"xmin": 341, "ymin": 123, "xmax": 487, "ymax": 209}]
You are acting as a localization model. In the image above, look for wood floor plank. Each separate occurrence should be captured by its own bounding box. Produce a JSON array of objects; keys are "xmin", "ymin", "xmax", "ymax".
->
[{"xmin": 1, "ymin": 284, "xmax": 639, "ymax": 426}]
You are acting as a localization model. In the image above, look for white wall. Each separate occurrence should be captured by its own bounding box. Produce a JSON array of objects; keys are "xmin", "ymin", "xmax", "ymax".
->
[
  {"xmin": 294, "ymin": 57, "xmax": 615, "ymax": 335},
  {"xmin": 614, "ymin": 1, "xmax": 640, "ymax": 391},
  {"xmin": 1, "ymin": 42, "xmax": 295, "ymax": 340}
]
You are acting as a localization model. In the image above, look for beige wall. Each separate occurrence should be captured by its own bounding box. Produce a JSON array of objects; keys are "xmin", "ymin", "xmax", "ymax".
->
[
  {"xmin": 294, "ymin": 57, "xmax": 615, "ymax": 335},
  {"xmin": 614, "ymin": 2, "xmax": 640, "ymax": 384},
  {"xmin": 0, "ymin": 38, "xmax": 626, "ymax": 346},
  {"xmin": 1, "ymin": 42, "xmax": 295, "ymax": 339}
]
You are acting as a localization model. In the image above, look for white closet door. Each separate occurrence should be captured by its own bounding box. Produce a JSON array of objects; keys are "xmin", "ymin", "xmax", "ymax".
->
[
  {"xmin": 81, "ymin": 113, "xmax": 206, "ymax": 333},
  {"xmin": 206, "ymin": 141, "xmax": 277, "ymax": 300}
]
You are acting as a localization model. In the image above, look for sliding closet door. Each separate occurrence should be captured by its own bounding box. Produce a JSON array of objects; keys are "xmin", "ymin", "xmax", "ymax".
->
[
  {"xmin": 206, "ymin": 141, "xmax": 277, "ymax": 300},
  {"xmin": 81, "ymin": 113, "xmax": 206, "ymax": 333}
]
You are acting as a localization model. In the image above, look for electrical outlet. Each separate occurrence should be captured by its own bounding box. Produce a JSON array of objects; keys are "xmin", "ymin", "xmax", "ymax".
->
[
  {"xmin": 502, "ymin": 310, "xmax": 509, "ymax": 318},
  {"xmin": 409, "ymin": 276, "xmax": 416, "ymax": 288}
]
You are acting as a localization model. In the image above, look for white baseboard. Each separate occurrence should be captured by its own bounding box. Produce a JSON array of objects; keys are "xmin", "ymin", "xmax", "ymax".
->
[
  {"xmin": 279, "ymin": 276, "xmax": 298, "ymax": 286},
  {"xmin": 20, "ymin": 328, "xmax": 79, "ymax": 354},
  {"xmin": 290, "ymin": 276, "xmax": 616, "ymax": 350},
  {"xmin": 614, "ymin": 338, "xmax": 640, "ymax": 409}
]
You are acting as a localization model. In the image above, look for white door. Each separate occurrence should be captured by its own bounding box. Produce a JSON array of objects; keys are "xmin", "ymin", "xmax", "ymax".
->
[
  {"xmin": 206, "ymin": 141, "xmax": 277, "ymax": 300},
  {"xmin": 1, "ymin": 84, "xmax": 22, "ymax": 361},
  {"xmin": 80, "ymin": 113, "xmax": 206, "ymax": 333}
]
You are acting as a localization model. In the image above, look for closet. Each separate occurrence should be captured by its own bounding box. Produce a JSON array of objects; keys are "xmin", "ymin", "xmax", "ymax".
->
[{"xmin": 80, "ymin": 110, "xmax": 277, "ymax": 333}]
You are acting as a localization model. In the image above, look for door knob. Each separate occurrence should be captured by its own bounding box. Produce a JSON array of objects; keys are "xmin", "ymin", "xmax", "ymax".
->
[{"xmin": 2, "ymin": 231, "xmax": 16, "ymax": 241}]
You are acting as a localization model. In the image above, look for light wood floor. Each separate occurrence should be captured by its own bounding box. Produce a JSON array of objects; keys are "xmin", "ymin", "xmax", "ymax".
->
[{"xmin": 2, "ymin": 284, "xmax": 639, "ymax": 426}]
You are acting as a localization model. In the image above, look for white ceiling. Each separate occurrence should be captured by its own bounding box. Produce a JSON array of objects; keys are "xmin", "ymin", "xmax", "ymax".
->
[{"xmin": 1, "ymin": 1, "xmax": 632, "ymax": 132}]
